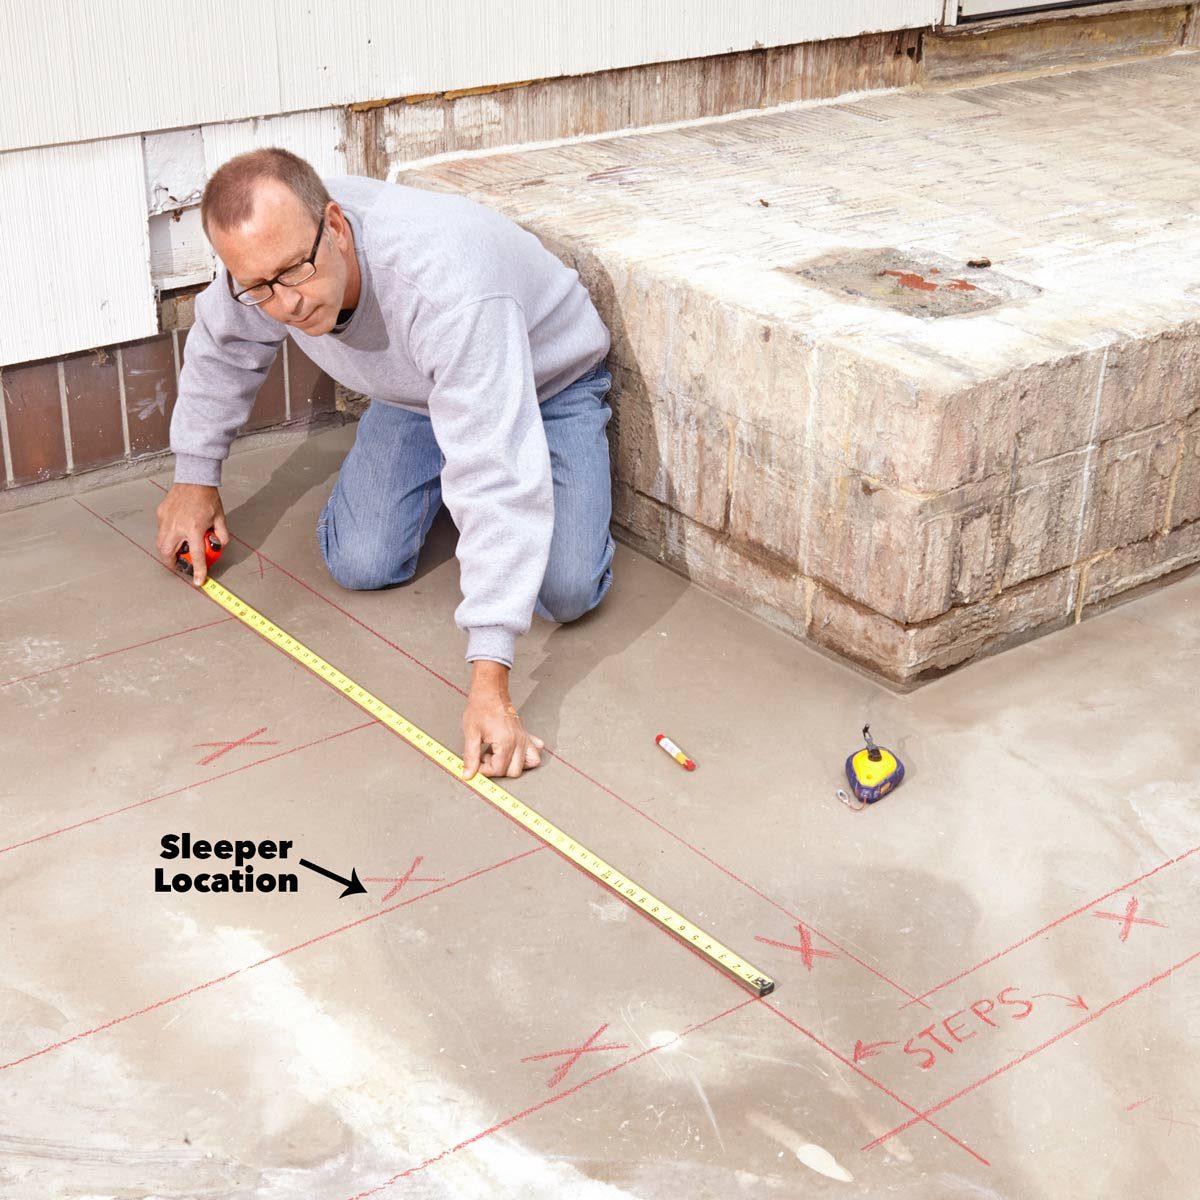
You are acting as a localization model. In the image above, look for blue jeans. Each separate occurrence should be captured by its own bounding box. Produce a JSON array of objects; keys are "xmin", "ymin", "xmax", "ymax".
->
[{"xmin": 317, "ymin": 363, "xmax": 615, "ymax": 624}]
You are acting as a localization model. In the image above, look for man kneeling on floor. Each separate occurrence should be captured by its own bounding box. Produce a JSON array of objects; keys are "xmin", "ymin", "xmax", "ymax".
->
[{"xmin": 155, "ymin": 148, "xmax": 614, "ymax": 780}]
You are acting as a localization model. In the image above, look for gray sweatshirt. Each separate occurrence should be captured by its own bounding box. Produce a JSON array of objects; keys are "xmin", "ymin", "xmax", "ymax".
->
[{"xmin": 171, "ymin": 175, "xmax": 611, "ymax": 667}]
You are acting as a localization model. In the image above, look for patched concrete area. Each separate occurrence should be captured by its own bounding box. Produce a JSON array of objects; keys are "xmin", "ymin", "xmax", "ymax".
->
[
  {"xmin": 2, "ymin": 430, "xmax": 1198, "ymax": 1197},
  {"xmin": 401, "ymin": 52, "xmax": 1200, "ymax": 683},
  {"xmin": 790, "ymin": 247, "xmax": 1040, "ymax": 319}
]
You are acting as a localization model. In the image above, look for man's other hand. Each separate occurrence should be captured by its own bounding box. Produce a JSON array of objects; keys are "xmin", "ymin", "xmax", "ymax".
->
[
  {"xmin": 462, "ymin": 661, "xmax": 544, "ymax": 781},
  {"xmin": 156, "ymin": 483, "xmax": 229, "ymax": 586}
]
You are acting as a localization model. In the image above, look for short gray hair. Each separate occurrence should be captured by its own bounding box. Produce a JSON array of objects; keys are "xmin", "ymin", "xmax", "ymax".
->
[{"xmin": 201, "ymin": 147, "xmax": 330, "ymax": 236}]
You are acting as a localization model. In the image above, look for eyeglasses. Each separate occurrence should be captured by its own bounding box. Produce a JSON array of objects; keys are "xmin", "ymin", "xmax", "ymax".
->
[{"xmin": 229, "ymin": 215, "xmax": 326, "ymax": 306}]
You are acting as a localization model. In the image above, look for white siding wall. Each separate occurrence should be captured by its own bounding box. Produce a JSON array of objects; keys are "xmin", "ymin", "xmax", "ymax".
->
[
  {"xmin": 1, "ymin": 0, "xmax": 947, "ymax": 153},
  {"xmin": 0, "ymin": 0, "xmax": 947, "ymax": 365},
  {"xmin": 0, "ymin": 138, "xmax": 156, "ymax": 366}
]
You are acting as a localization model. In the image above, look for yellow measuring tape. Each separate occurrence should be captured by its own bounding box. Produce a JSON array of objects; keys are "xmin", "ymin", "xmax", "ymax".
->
[{"xmin": 197, "ymin": 575, "xmax": 776, "ymax": 998}]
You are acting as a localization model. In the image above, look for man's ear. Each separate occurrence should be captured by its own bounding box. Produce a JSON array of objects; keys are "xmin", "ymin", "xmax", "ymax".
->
[{"xmin": 326, "ymin": 202, "xmax": 351, "ymax": 248}]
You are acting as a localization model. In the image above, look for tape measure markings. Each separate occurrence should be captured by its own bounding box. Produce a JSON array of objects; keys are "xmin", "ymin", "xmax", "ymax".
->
[{"xmin": 199, "ymin": 576, "xmax": 776, "ymax": 998}]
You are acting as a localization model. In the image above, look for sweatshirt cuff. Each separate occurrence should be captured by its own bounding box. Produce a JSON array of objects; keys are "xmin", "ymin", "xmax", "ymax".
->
[
  {"xmin": 173, "ymin": 453, "xmax": 223, "ymax": 487},
  {"xmin": 465, "ymin": 626, "xmax": 516, "ymax": 668}
]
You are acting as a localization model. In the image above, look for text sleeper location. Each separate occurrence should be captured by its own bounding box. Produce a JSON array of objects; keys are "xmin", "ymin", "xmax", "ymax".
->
[{"xmin": 155, "ymin": 832, "xmax": 299, "ymax": 894}]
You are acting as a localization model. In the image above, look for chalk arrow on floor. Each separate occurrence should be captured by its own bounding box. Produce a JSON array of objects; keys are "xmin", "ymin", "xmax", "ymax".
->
[
  {"xmin": 299, "ymin": 858, "xmax": 368, "ymax": 898},
  {"xmin": 852, "ymin": 1039, "xmax": 898, "ymax": 1064},
  {"xmin": 1032, "ymin": 992, "xmax": 1089, "ymax": 1010}
]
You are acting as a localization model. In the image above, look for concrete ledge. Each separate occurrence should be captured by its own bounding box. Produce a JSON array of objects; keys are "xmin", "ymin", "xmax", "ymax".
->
[
  {"xmin": 404, "ymin": 53, "xmax": 1200, "ymax": 683},
  {"xmin": 925, "ymin": 3, "xmax": 1193, "ymax": 82}
]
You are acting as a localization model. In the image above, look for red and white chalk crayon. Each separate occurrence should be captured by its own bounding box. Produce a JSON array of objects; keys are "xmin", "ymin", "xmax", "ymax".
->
[{"xmin": 655, "ymin": 733, "xmax": 696, "ymax": 771}]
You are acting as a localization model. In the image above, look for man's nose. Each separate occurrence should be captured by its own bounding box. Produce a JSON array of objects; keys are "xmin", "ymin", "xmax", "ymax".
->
[{"xmin": 275, "ymin": 285, "xmax": 304, "ymax": 316}]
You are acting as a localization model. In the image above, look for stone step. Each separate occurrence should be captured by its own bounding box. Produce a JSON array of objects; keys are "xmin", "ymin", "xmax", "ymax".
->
[{"xmin": 403, "ymin": 51, "xmax": 1200, "ymax": 683}]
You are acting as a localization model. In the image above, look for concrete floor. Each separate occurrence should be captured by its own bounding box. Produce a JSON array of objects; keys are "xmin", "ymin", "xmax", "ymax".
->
[{"xmin": 3, "ymin": 424, "xmax": 1198, "ymax": 1199}]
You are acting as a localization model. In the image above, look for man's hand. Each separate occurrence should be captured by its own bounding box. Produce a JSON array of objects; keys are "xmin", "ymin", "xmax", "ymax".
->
[
  {"xmin": 462, "ymin": 660, "xmax": 545, "ymax": 780},
  {"xmin": 155, "ymin": 483, "xmax": 229, "ymax": 586}
]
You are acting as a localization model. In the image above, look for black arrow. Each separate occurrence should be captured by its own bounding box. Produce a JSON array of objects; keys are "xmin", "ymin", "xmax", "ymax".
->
[{"xmin": 299, "ymin": 858, "xmax": 367, "ymax": 898}]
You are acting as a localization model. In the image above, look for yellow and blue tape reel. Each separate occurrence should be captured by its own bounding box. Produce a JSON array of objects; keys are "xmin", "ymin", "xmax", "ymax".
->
[{"xmin": 845, "ymin": 725, "xmax": 905, "ymax": 804}]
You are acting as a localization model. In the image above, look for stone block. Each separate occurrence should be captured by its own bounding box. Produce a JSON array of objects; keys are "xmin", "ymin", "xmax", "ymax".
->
[
  {"xmin": 1012, "ymin": 349, "xmax": 1106, "ymax": 467},
  {"xmin": 774, "ymin": 337, "xmax": 1108, "ymax": 497},
  {"xmin": 665, "ymin": 282, "xmax": 742, "ymax": 417},
  {"xmin": 610, "ymin": 367, "xmax": 731, "ymax": 533},
  {"xmin": 659, "ymin": 505, "xmax": 809, "ymax": 639},
  {"xmin": 611, "ymin": 480, "xmax": 665, "ymax": 552},
  {"xmin": 955, "ymin": 506, "xmax": 1002, "ymax": 607},
  {"xmin": 807, "ymin": 585, "xmax": 909, "ymax": 680},
  {"xmin": 575, "ymin": 249, "xmax": 628, "ymax": 360},
  {"xmin": 804, "ymin": 453, "xmax": 1007, "ymax": 624},
  {"xmin": 1002, "ymin": 449, "xmax": 1091, "ymax": 588},
  {"xmin": 727, "ymin": 421, "xmax": 806, "ymax": 564},
  {"xmin": 810, "ymin": 568, "xmax": 1073, "ymax": 683},
  {"xmin": 602, "ymin": 261, "xmax": 675, "ymax": 391},
  {"xmin": 1099, "ymin": 324, "xmax": 1200, "ymax": 442},
  {"xmin": 1080, "ymin": 521, "xmax": 1200, "ymax": 609},
  {"xmin": 396, "ymin": 53, "xmax": 1200, "ymax": 683},
  {"xmin": 1088, "ymin": 423, "xmax": 1178, "ymax": 552},
  {"xmin": 665, "ymin": 294, "xmax": 814, "ymax": 439},
  {"xmin": 736, "ymin": 318, "xmax": 814, "ymax": 440},
  {"xmin": 1171, "ymin": 408, "xmax": 1200, "ymax": 527},
  {"xmin": 812, "ymin": 339, "xmax": 1006, "ymax": 493}
]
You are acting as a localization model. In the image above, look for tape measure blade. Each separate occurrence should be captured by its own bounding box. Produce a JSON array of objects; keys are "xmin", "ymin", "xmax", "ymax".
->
[{"xmin": 197, "ymin": 575, "xmax": 776, "ymax": 998}]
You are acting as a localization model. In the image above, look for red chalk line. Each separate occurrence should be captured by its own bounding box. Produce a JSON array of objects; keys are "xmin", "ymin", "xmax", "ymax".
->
[
  {"xmin": 341, "ymin": 997, "xmax": 757, "ymax": 1199},
  {"xmin": 1093, "ymin": 894, "xmax": 1166, "ymax": 942},
  {"xmin": 763, "ymin": 1001, "xmax": 989, "ymax": 1166},
  {"xmin": 366, "ymin": 855, "xmax": 445, "ymax": 904},
  {"xmin": 865, "ymin": 945, "xmax": 1200, "ymax": 1151},
  {"xmin": 142, "ymin": 479, "xmax": 467, "ymax": 698},
  {"xmin": 194, "ymin": 725, "xmax": 280, "ymax": 766},
  {"xmin": 103, "ymin": 485, "xmax": 927, "ymax": 1009},
  {"xmin": 47, "ymin": 491, "xmax": 1195, "ymax": 1180},
  {"xmin": 0, "ymin": 615, "xmax": 234, "ymax": 689},
  {"xmin": 521, "ymin": 1022, "xmax": 631, "ymax": 1089},
  {"xmin": 903, "ymin": 845, "xmax": 1200, "ymax": 1009},
  {"xmin": 71, "ymin": 502, "xmax": 789, "ymax": 1000},
  {"xmin": 754, "ymin": 922, "xmax": 836, "ymax": 971},
  {"xmin": 0, "ymin": 845, "xmax": 546, "ymax": 1074},
  {"xmin": 0, "ymin": 721, "xmax": 376, "ymax": 857},
  {"xmin": 552, "ymin": 751, "xmax": 927, "ymax": 1007},
  {"xmin": 0, "ymin": 490, "xmax": 962, "ymax": 1184}
]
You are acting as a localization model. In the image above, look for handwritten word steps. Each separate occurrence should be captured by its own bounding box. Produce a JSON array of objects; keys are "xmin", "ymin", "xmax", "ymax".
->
[{"xmin": 155, "ymin": 833, "xmax": 298, "ymax": 894}]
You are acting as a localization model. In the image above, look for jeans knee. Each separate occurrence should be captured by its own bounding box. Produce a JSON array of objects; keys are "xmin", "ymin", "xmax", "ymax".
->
[
  {"xmin": 539, "ymin": 567, "xmax": 610, "ymax": 624},
  {"xmin": 319, "ymin": 523, "xmax": 414, "ymax": 592}
]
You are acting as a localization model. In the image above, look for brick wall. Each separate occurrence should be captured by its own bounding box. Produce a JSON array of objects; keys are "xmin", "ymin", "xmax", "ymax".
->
[{"xmin": 0, "ymin": 326, "xmax": 335, "ymax": 497}]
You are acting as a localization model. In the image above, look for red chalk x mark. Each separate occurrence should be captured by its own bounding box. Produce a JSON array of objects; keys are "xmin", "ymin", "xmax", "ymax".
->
[
  {"xmin": 853, "ymin": 1039, "xmax": 898, "ymax": 1064},
  {"xmin": 862, "ymin": 947, "xmax": 1200, "ymax": 1155},
  {"xmin": 754, "ymin": 923, "xmax": 836, "ymax": 971},
  {"xmin": 1093, "ymin": 895, "xmax": 1164, "ymax": 942},
  {"xmin": 365, "ymin": 856, "xmax": 445, "ymax": 904},
  {"xmin": 195, "ymin": 726, "xmax": 280, "ymax": 766},
  {"xmin": 1155, "ymin": 1113, "xmax": 1200, "ymax": 1135},
  {"xmin": 522, "ymin": 1023, "xmax": 630, "ymax": 1089}
]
